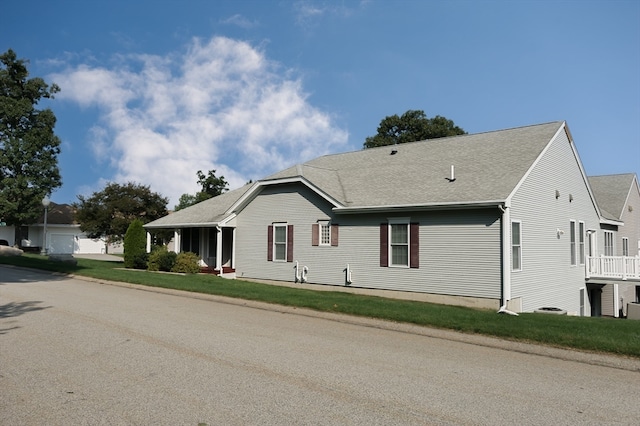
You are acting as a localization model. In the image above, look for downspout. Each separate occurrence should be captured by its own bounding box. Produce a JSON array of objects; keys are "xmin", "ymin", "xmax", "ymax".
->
[{"xmin": 498, "ymin": 204, "xmax": 511, "ymax": 309}]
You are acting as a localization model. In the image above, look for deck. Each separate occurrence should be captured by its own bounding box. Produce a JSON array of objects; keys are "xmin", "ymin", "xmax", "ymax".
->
[{"xmin": 586, "ymin": 255, "xmax": 640, "ymax": 281}]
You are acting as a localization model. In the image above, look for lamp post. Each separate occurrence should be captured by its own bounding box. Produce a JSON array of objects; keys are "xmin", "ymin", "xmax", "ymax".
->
[{"xmin": 41, "ymin": 196, "xmax": 50, "ymax": 255}]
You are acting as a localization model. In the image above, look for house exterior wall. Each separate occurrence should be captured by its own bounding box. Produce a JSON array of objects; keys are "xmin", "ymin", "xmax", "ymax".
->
[
  {"xmin": 618, "ymin": 178, "xmax": 640, "ymax": 256},
  {"xmin": 509, "ymin": 128, "xmax": 600, "ymax": 314},
  {"xmin": 236, "ymin": 183, "xmax": 502, "ymax": 304}
]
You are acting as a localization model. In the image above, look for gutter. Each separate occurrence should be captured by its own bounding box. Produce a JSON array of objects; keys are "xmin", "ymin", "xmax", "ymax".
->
[{"xmin": 332, "ymin": 200, "xmax": 505, "ymax": 215}]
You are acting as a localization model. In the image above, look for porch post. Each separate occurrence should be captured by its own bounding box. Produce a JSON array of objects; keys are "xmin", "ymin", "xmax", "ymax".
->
[
  {"xmin": 174, "ymin": 230, "xmax": 181, "ymax": 253},
  {"xmin": 146, "ymin": 232, "xmax": 151, "ymax": 253},
  {"xmin": 216, "ymin": 226, "xmax": 222, "ymax": 271},
  {"xmin": 231, "ymin": 227, "xmax": 236, "ymax": 269}
]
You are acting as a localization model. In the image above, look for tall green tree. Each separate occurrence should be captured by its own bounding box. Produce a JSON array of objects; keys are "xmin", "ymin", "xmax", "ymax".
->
[
  {"xmin": 74, "ymin": 182, "xmax": 169, "ymax": 250},
  {"xmin": 174, "ymin": 169, "xmax": 229, "ymax": 211},
  {"xmin": 363, "ymin": 110, "xmax": 466, "ymax": 148},
  {"xmin": 0, "ymin": 49, "xmax": 62, "ymax": 244}
]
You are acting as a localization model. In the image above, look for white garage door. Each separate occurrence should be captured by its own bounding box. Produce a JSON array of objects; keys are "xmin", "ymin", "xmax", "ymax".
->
[{"xmin": 49, "ymin": 234, "xmax": 74, "ymax": 254}]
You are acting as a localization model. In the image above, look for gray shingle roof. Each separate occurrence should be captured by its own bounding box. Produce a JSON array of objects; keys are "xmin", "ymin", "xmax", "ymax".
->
[
  {"xmin": 265, "ymin": 121, "xmax": 564, "ymax": 208},
  {"xmin": 144, "ymin": 183, "xmax": 254, "ymax": 228},
  {"xmin": 588, "ymin": 174, "xmax": 636, "ymax": 221},
  {"xmin": 146, "ymin": 121, "xmax": 566, "ymax": 227}
]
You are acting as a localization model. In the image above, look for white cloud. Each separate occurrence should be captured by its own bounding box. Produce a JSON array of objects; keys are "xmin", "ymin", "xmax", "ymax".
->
[{"xmin": 51, "ymin": 36, "xmax": 349, "ymax": 206}]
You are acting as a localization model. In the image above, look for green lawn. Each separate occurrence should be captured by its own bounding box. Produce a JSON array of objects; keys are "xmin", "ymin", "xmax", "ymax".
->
[{"xmin": 2, "ymin": 254, "xmax": 639, "ymax": 358}]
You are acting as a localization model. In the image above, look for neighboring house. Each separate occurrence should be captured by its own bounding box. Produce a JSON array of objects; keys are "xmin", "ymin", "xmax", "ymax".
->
[
  {"xmin": 145, "ymin": 121, "xmax": 640, "ymax": 315},
  {"xmin": 587, "ymin": 174, "xmax": 640, "ymax": 317},
  {"xmin": 0, "ymin": 202, "xmax": 107, "ymax": 254}
]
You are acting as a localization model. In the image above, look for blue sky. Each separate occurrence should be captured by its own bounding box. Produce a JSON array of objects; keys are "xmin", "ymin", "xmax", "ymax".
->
[{"xmin": 3, "ymin": 0, "xmax": 639, "ymax": 207}]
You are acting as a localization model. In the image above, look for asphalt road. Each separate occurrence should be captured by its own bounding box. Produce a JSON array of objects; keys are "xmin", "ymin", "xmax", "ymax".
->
[{"xmin": 2, "ymin": 265, "xmax": 640, "ymax": 425}]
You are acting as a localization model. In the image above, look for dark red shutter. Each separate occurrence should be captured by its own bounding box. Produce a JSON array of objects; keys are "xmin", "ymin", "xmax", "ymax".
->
[
  {"xmin": 267, "ymin": 225, "xmax": 273, "ymax": 261},
  {"xmin": 286, "ymin": 224, "xmax": 294, "ymax": 262},
  {"xmin": 410, "ymin": 222, "xmax": 419, "ymax": 268},
  {"xmin": 311, "ymin": 223, "xmax": 319, "ymax": 246},
  {"xmin": 331, "ymin": 224, "xmax": 339, "ymax": 247},
  {"xmin": 380, "ymin": 223, "xmax": 388, "ymax": 267}
]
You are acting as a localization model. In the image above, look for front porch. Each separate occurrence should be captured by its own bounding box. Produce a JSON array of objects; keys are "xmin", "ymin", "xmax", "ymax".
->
[{"xmin": 586, "ymin": 255, "xmax": 640, "ymax": 281}]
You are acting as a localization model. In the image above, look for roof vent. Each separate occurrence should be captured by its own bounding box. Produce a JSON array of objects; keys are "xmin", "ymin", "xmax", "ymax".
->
[{"xmin": 446, "ymin": 165, "xmax": 456, "ymax": 182}]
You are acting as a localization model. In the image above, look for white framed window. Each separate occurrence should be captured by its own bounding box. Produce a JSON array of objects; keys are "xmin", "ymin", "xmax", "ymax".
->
[
  {"xmin": 390, "ymin": 222, "xmax": 409, "ymax": 267},
  {"xmin": 273, "ymin": 223, "xmax": 287, "ymax": 261},
  {"xmin": 319, "ymin": 221, "xmax": 331, "ymax": 246},
  {"xmin": 622, "ymin": 237, "xmax": 629, "ymax": 257},
  {"xmin": 604, "ymin": 231, "xmax": 614, "ymax": 256},
  {"xmin": 570, "ymin": 220, "xmax": 576, "ymax": 266},
  {"xmin": 579, "ymin": 222, "xmax": 585, "ymax": 265},
  {"xmin": 511, "ymin": 221, "xmax": 522, "ymax": 271},
  {"xmin": 380, "ymin": 219, "xmax": 418, "ymax": 268}
]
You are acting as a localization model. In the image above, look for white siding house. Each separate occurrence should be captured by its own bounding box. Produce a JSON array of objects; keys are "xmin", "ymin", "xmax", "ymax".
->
[{"xmin": 145, "ymin": 121, "xmax": 639, "ymax": 315}]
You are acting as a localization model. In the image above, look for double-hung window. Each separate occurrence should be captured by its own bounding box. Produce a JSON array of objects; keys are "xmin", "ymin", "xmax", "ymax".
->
[
  {"xmin": 570, "ymin": 220, "xmax": 577, "ymax": 266},
  {"xmin": 579, "ymin": 222, "xmax": 585, "ymax": 265},
  {"xmin": 622, "ymin": 237, "xmax": 629, "ymax": 257},
  {"xmin": 274, "ymin": 224, "xmax": 287, "ymax": 261},
  {"xmin": 390, "ymin": 223, "xmax": 409, "ymax": 267},
  {"xmin": 380, "ymin": 220, "xmax": 419, "ymax": 268},
  {"xmin": 268, "ymin": 223, "xmax": 293, "ymax": 262},
  {"xmin": 511, "ymin": 221, "xmax": 522, "ymax": 271}
]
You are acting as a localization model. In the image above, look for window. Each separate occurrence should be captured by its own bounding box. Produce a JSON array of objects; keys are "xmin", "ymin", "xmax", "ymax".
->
[
  {"xmin": 570, "ymin": 220, "xmax": 576, "ymax": 266},
  {"xmin": 512, "ymin": 221, "xmax": 522, "ymax": 271},
  {"xmin": 268, "ymin": 224, "xmax": 293, "ymax": 262},
  {"xmin": 579, "ymin": 222, "xmax": 585, "ymax": 265},
  {"xmin": 380, "ymin": 221, "xmax": 419, "ymax": 268},
  {"xmin": 274, "ymin": 224, "xmax": 287, "ymax": 261},
  {"xmin": 604, "ymin": 231, "xmax": 614, "ymax": 256},
  {"xmin": 391, "ymin": 223, "xmax": 409, "ymax": 266},
  {"xmin": 622, "ymin": 237, "xmax": 629, "ymax": 257},
  {"xmin": 311, "ymin": 222, "xmax": 339, "ymax": 246}
]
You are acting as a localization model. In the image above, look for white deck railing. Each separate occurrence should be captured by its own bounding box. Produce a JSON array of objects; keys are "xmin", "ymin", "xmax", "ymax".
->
[{"xmin": 586, "ymin": 255, "xmax": 640, "ymax": 280}]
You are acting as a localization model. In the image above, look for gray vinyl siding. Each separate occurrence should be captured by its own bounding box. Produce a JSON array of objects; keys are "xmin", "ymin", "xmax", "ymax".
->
[
  {"xmin": 509, "ymin": 129, "xmax": 600, "ymax": 314},
  {"xmin": 236, "ymin": 184, "xmax": 501, "ymax": 298},
  {"xmin": 618, "ymin": 180, "xmax": 640, "ymax": 256}
]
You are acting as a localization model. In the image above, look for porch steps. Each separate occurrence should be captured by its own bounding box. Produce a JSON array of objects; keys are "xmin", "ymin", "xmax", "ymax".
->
[{"xmin": 199, "ymin": 266, "xmax": 235, "ymax": 275}]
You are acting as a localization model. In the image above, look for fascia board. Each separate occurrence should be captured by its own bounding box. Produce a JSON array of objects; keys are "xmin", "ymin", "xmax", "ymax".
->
[
  {"xmin": 229, "ymin": 177, "xmax": 342, "ymax": 213},
  {"xmin": 333, "ymin": 200, "xmax": 504, "ymax": 215},
  {"xmin": 144, "ymin": 221, "xmax": 220, "ymax": 229}
]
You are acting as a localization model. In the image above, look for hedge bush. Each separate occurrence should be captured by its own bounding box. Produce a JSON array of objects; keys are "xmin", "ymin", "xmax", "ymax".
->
[
  {"xmin": 171, "ymin": 252, "xmax": 201, "ymax": 274},
  {"xmin": 123, "ymin": 219, "xmax": 147, "ymax": 269},
  {"xmin": 147, "ymin": 246, "xmax": 177, "ymax": 272}
]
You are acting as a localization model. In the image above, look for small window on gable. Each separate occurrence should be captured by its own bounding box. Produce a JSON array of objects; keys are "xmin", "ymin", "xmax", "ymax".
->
[
  {"xmin": 312, "ymin": 221, "xmax": 339, "ymax": 247},
  {"xmin": 604, "ymin": 231, "xmax": 614, "ymax": 256},
  {"xmin": 320, "ymin": 221, "xmax": 331, "ymax": 245}
]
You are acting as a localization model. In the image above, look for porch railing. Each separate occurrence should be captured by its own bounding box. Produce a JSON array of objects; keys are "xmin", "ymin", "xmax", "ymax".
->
[{"xmin": 586, "ymin": 255, "xmax": 640, "ymax": 280}]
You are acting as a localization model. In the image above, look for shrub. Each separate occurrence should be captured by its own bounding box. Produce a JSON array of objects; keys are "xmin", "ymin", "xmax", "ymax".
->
[
  {"xmin": 148, "ymin": 246, "xmax": 177, "ymax": 272},
  {"xmin": 171, "ymin": 251, "xmax": 201, "ymax": 274},
  {"xmin": 124, "ymin": 219, "xmax": 147, "ymax": 269}
]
